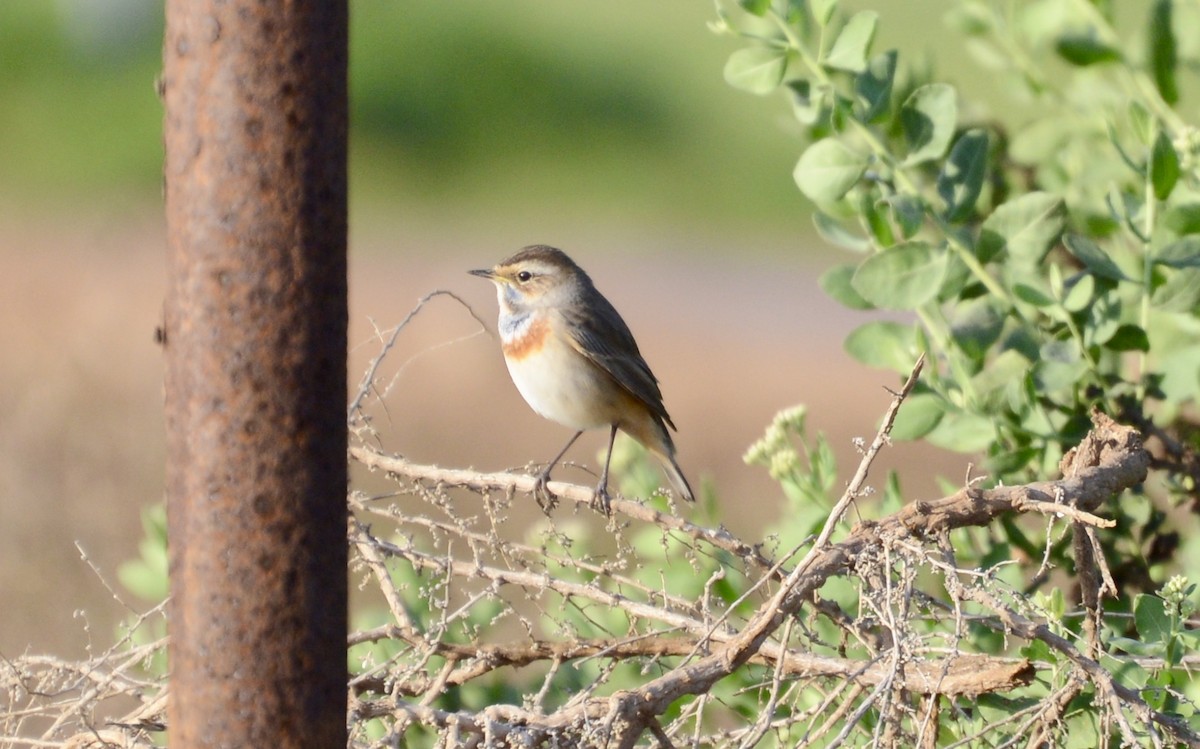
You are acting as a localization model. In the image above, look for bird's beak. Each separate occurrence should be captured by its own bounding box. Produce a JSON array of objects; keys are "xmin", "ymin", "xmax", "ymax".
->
[{"xmin": 468, "ymin": 268, "xmax": 496, "ymax": 280}]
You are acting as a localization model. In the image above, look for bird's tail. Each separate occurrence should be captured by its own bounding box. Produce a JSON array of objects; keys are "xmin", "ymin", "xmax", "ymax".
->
[
  {"xmin": 629, "ymin": 415, "xmax": 696, "ymax": 503},
  {"xmin": 656, "ymin": 452, "xmax": 695, "ymax": 503}
]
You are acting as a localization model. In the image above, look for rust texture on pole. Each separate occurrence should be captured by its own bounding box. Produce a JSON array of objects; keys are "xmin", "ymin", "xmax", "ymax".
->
[{"xmin": 162, "ymin": 1, "xmax": 348, "ymax": 746}]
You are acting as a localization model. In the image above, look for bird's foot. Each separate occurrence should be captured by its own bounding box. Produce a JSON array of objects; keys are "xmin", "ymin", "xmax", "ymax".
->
[
  {"xmin": 532, "ymin": 468, "xmax": 558, "ymax": 514},
  {"xmin": 590, "ymin": 482, "xmax": 612, "ymax": 517}
]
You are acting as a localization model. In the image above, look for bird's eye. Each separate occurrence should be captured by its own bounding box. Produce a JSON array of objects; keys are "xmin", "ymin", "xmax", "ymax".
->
[{"xmin": 516, "ymin": 270, "xmax": 533, "ymax": 283}]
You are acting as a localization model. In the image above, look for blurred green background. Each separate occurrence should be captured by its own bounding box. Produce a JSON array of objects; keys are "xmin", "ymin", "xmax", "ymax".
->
[
  {"xmin": 1, "ymin": 0, "xmax": 815, "ymax": 232},
  {"xmin": 0, "ymin": 0, "xmax": 970, "ymax": 233},
  {"xmin": 0, "ymin": 0, "xmax": 972, "ymax": 657}
]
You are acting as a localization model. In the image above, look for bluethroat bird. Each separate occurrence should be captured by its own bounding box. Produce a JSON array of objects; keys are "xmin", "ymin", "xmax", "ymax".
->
[{"xmin": 470, "ymin": 245, "xmax": 695, "ymax": 513}]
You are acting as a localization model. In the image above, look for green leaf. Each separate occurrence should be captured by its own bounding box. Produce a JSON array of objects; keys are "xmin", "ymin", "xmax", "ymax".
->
[
  {"xmin": 979, "ymin": 192, "xmax": 1065, "ymax": 264},
  {"xmin": 1106, "ymin": 122, "xmax": 1143, "ymax": 176},
  {"xmin": 844, "ymin": 321, "xmax": 919, "ymax": 373},
  {"xmin": 970, "ymin": 349, "xmax": 1030, "ymax": 409},
  {"xmin": 1164, "ymin": 203, "xmax": 1200, "ymax": 234},
  {"xmin": 1049, "ymin": 262, "xmax": 1064, "ymax": 299},
  {"xmin": 1085, "ymin": 293, "xmax": 1122, "ymax": 346},
  {"xmin": 818, "ymin": 264, "xmax": 874, "ymax": 310},
  {"xmin": 1004, "ymin": 325, "xmax": 1041, "ymax": 362},
  {"xmin": 1149, "ymin": 0, "xmax": 1178, "ymax": 105},
  {"xmin": 926, "ymin": 411, "xmax": 995, "ymax": 453},
  {"xmin": 949, "ymin": 297, "xmax": 1004, "ymax": 362},
  {"xmin": 1105, "ymin": 324, "xmax": 1150, "ymax": 352},
  {"xmin": 724, "ymin": 47, "xmax": 789, "ymax": 95},
  {"xmin": 851, "ymin": 242, "xmax": 948, "ymax": 310},
  {"xmin": 1062, "ymin": 273, "xmax": 1095, "ymax": 313},
  {"xmin": 811, "ymin": 0, "xmax": 839, "ymax": 27},
  {"xmin": 1037, "ymin": 587, "xmax": 1066, "ymax": 619},
  {"xmin": 855, "ymin": 50, "xmax": 896, "ymax": 122},
  {"xmin": 1064, "ymin": 714, "xmax": 1099, "ymax": 749},
  {"xmin": 1156, "ymin": 237, "xmax": 1200, "ymax": 268},
  {"xmin": 1105, "ymin": 652, "xmax": 1150, "ymax": 687},
  {"xmin": 1129, "ymin": 102, "xmax": 1155, "ymax": 145},
  {"xmin": 1035, "ymin": 340, "xmax": 1087, "ymax": 394},
  {"xmin": 793, "ymin": 139, "xmax": 869, "ymax": 203},
  {"xmin": 1013, "ymin": 283, "xmax": 1054, "ymax": 307},
  {"xmin": 788, "ymin": 79, "xmax": 824, "ymax": 125},
  {"xmin": 1063, "ymin": 234, "xmax": 1132, "ymax": 281},
  {"xmin": 1135, "ymin": 594, "xmax": 1171, "ymax": 643},
  {"xmin": 900, "ymin": 83, "xmax": 957, "ymax": 165},
  {"xmin": 945, "ymin": 1, "xmax": 993, "ymax": 35},
  {"xmin": 885, "ymin": 194, "xmax": 925, "ymax": 238},
  {"xmin": 823, "ymin": 11, "xmax": 878, "ymax": 73},
  {"xmin": 938, "ymin": 129, "xmax": 989, "ymax": 222},
  {"xmin": 1150, "ymin": 129, "xmax": 1180, "ymax": 200},
  {"xmin": 889, "ymin": 392, "xmax": 945, "ymax": 441},
  {"xmin": 738, "ymin": 0, "xmax": 772, "ymax": 16},
  {"xmin": 1021, "ymin": 639, "xmax": 1052, "ymax": 662},
  {"xmin": 813, "ymin": 211, "xmax": 870, "ymax": 252},
  {"xmin": 1152, "ymin": 268, "xmax": 1200, "ymax": 312},
  {"xmin": 118, "ymin": 556, "xmax": 169, "ymax": 603},
  {"xmin": 937, "ymin": 250, "xmax": 970, "ymax": 301},
  {"xmin": 1055, "ymin": 34, "xmax": 1122, "ymax": 66},
  {"xmin": 117, "ymin": 505, "xmax": 169, "ymax": 602},
  {"xmin": 859, "ymin": 192, "xmax": 896, "ymax": 247},
  {"xmin": 1161, "ymin": 345, "xmax": 1200, "ymax": 405},
  {"xmin": 1178, "ymin": 628, "xmax": 1200, "ymax": 648}
]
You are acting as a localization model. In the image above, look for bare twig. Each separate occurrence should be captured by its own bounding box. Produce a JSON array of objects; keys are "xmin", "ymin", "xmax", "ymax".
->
[
  {"xmin": 339, "ymin": 362, "xmax": 1171, "ymax": 747},
  {"xmin": 10, "ymin": 357, "xmax": 1180, "ymax": 749}
]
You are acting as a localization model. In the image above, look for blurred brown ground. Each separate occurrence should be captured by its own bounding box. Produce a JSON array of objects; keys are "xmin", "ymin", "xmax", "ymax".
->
[{"xmin": 0, "ymin": 210, "xmax": 966, "ymax": 657}]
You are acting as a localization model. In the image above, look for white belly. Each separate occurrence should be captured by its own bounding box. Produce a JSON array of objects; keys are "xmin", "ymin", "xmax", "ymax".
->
[{"xmin": 506, "ymin": 341, "xmax": 615, "ymax": 431}]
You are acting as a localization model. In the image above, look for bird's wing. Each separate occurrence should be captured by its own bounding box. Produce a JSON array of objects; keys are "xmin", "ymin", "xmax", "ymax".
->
[{"xmin": 560, "ymin": 294, "xmax": 676, "ymax": 431}]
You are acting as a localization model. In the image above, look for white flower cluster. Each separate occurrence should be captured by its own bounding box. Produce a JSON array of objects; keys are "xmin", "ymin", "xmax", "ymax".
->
[
  {"xmin": 1173, "ymin": 126, "xmax": 1200, "ymax": 183},
  {"xmin": 743, "ymin": 405, "xmax": 808, "ymax": 481}
]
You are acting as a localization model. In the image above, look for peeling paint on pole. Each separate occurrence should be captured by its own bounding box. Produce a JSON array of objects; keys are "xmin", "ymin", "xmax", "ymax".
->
[{"xmin": 162, "ymin": 1, "xmax": 348, "ymax": 746}]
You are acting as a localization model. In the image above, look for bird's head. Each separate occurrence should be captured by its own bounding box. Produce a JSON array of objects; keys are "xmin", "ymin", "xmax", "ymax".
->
[{"xmin": 469, "ymin": 245, "xmax": 590, "ymax": 313}]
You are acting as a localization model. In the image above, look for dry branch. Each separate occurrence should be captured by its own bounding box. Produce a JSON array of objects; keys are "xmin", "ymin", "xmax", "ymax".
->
[
  {"xmin": 341, "ymin": 346, "xmax": 1177, "ymax": 747},
  {"xmin": 349, "ymin": 446, "xmax": 775, "ymax": 572},
  {"xmin": 349, "ymin": 626, "xmax": 1032, "ymax": 701},
  {"xmin": 7, "ymin": 350, "xmax": 1187, "ymax": 748}
]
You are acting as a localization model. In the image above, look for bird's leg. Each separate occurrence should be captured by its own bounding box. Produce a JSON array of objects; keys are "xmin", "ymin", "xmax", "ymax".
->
[
  {"xmin": 592, "ymin": 424, "xmax": 619, "ymax": 516},
  {"xmin": 533, "ymin": 430, "xmax": 583, "ymax": 512}
]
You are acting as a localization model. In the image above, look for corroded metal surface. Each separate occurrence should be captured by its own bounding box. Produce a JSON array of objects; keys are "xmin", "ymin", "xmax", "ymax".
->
[{"xmin": 162, "ymin": 1, "xmax": 348, "ymax": 745}]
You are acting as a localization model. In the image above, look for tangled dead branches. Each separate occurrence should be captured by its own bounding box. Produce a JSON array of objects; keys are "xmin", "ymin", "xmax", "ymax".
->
[
  {"xmin": 338, "ymin": 355, "xmax": 1190, "ymax": 748},
  {"xmin": 0, "ymin": 604, "xmax": 166, "ymax": 749},
  {"xmin": 3, "ymin": 337, "xmax": 1193, "ymax": 747}
]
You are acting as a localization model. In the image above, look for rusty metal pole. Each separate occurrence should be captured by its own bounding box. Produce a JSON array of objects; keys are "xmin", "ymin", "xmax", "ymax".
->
[{"xmin": 161, "ymin": 1, "xmax": 348, "ymax": 746}]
